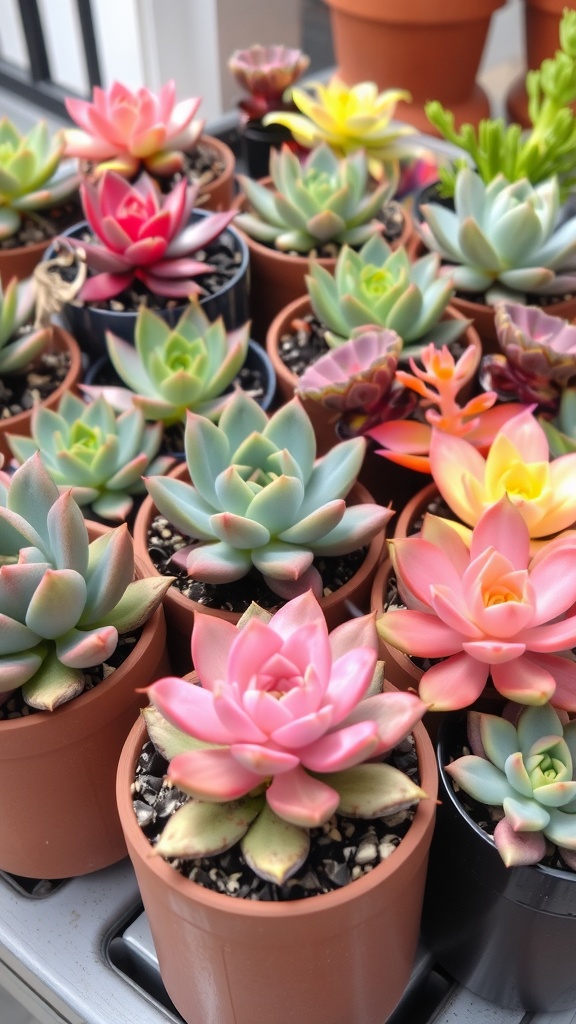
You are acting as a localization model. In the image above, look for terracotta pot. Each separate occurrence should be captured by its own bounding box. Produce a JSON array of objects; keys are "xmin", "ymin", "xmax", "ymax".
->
[
  {"xmin": 324, "ymin": 0, "xmax": 504, "ymax": 133},
  {"xmin": 506, "ymin": 0, "xmax": 573, "ymax": 127},
  {"xmin": 197, "ymin": 133, "xmax": 236, "ymax": 212},
  {"xmin": 0, "ymin": 538, "xmax": 171, "ymax": 880},
  {"xmin": 133, "ymin": 465, "xmax": 387, "ymax": 674},
  {"xmin": 116, "ymin": 712, "xmax": 438, "ymax": 1024},
  {"xmin": 233, "ymin": 182, "xmax": 415, "ymax": 344},
  {"xmin": 0, "ymin": 238, "xmax": 53, "ymax": 290},
  {"xmin": 0, "ymin": 324, "xmax": 83, "ymax": 464}
]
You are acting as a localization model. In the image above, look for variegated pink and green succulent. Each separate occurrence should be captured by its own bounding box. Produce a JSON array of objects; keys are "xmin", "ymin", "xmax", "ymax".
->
[
  {"xmin": 0, "ymin": 276, "xmax": 51, "ymax": 375},
  {"xmin": 81, "ymin": 300, "xmax": 250, "ymax": 425},
  {"xmin": 144, "ymin": 590, "xmax": 427, "ymax": 883},
  {"xmin": 64, "ymin": 170, "xmax": 236, "ymax": 302},
  {"xmin": 447, "ymin": 704, "xmax": 576, "ymax": 869},
  {"xmin": 7, "ymin": 392, "xmax": 173, "ymax": 522},
  {"xmin": 0, "ymin": 118, "xmax": 80, "ymax": 241},
  {"xmin": 144, "ymin": 389, "xmax": 391, "ymax": 600},
  {"xmin": 228, "ymin": 44, "xmax": 310, "ymax": 122},
  {"xmin": 64, "ymin": 80, "xmax": 204, "ymax": 178},
  {"xmin": 377, "ymin": 496, "xmax": 576, "ymax": 712},
  {"xmin": 0, "ymin": 453, "xmax": 172, "ymax": 711}
]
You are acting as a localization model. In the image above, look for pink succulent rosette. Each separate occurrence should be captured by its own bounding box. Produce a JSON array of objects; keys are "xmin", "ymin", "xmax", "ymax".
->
[
  {"xmin": 378, "ymin": 497, "xmax": 576, "ymax": 711},
  {"xmin": 64, "ymin": 80, "xmax": 203, "ymax": 177},
  {"xmin": 429, "ymin": 406, "xmax": 576, "ymax": 539},
  {"xmin": 148, "ymin": 591, "xmax": 426, "ymax": 827}
]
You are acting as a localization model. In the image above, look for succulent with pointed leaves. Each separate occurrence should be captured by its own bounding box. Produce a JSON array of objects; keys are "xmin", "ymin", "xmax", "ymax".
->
[
  {"xmin": 64, "ymin": 80, "xmax": 204, "ymax": 178},
  {"xmin": 0, "ymin": 453, "xmax": 172, "ymax": 711},
  {"xmin": 228, "ymin": 44, "xmax": 310, "ymax": 122},
  {"xmin": 0, "ymin": 118, "xmax": 80, "ymax": 241},
  {"xmin": 7, "ymin": 392, "xmax": 173, "ymax": 522},
  {"xmin": 234, "ymin": 143, "xmax": 394, "ymax": 253},
  {"xmin": 144, "ymin": 591, "xmax": 427, "ymax": 884},
  {"xmin": 81, "ymin": 300, "xmax": 250, "ymax": 425},
  {"xmin": 0, "ymin": 276, "xmax": 51, "ymax": 374},
  {"xmin": 306, "ymin": 234, "xmax": 462, "ymax": 352},
  {"xmin": 144, "ymin": 389, "xmax": 391, "ymax": 600},
  {"xmin": 447, "ymin": 704, "xmax": 576, "ymax": 869}
]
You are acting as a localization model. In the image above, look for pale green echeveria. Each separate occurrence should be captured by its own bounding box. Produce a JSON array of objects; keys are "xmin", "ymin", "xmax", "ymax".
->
[
  {"xmin": 540, "ymin": 386, "xmax": 576, "ymax": 455},
  {"xmin": 82, "ymin": 300, "xmax": 251, "ymax": 425},
  {"xmin": 419, "ymin": 167, "xmax": 576, "ymax": 305},
  {"xmin": 0, "ymin": 275, "xmax": 50, "ymax": 374},
  {"xmin": 7, "ymin": 392, "xmax": 173, "ymax": 522},
  {"xmin": 0, "ymin": 453, "xmax": 172, "ymax": 711},
  {"xmin": 306, "ymin": 233, "xmax": 463, "ymax": 353},
  {"xmin": 0, "ymin": 118, "xmax": 80, "ymax": 240},
  {"xmin": 234, "ymin": 142, "xmax": 394, "ymax": 253},
  {"xmin": 145, "ymin": 389, "xmax": 391, "ymax": 599},
  {"xmin": 447, "ymin": 704, "xmax": 576, "ymax": 869}
]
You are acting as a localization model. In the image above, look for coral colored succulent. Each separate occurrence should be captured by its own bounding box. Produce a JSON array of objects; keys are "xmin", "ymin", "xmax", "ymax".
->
[
  {"xmin": 0, "ymin": 276, "xmax": 51, "ymax": 374},
  {"xmin": 64, "ymin": 80, "xmax": 203, "ymax": 178},
  {"xmin": 145, "ymin": 590, "xmax": 427, "ymax": 883},
  {"xmin": 369, "ymin": 343, "xmax": 523, "ymax": 473},
  {"xmin": 418, "ymin": 168, "xmax": 576, "ymax": 304},
  {"xmin": 263, "ymin": 76, "xmax": 416, "ymax": 174},
  {"xmin": 0, "ymin": 453, "xmax": 172, "ymax": 711},
  {"xmin": 234, "ymin": 143, "xmax": 394, "ymax": 253},
  {"xmin": 64, "ymin": 170, "xmax": 236, "ymax": 302},
  {"xmin": 429, "ymin": 405, "xmax": 576, "ymax": 540},
  {"xmin": 306, "ymin": 235, "xmax": 461, "ymax": 351},
  {"xmin": 377, "ymin": 497, "xmax": 576, "ymax": 711},
  {"xmin": 81, "ymin": 300, "xmax": 250, "ymax": 425},
  {"xmin": 144, "ymin": 390, "xmax": 391, "ymax": 600},
  {"xmin": 447, "ymin": 704, "xmax": 576, "ymax": 868},
  {"xmin": 228, "ymin": 44, "xmax": 310, "ymax": 122},
  {"xmin": 7, "ymin": 392, "xmax": 173, "ymax": 522},
  {"xmin": 0, "ymin": 118, "xmax": 80, "ymax": 241},
  {"xmin": 296, "ymin": 326, "xmax": 416, "ymax": 435},
  {"xmin": 481, "ymin": 302, "xmax": 576, "ymax": 410}
]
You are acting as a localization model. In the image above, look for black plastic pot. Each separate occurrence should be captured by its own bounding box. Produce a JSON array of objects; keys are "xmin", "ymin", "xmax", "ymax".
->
[
  {"xmin": 421, "ymin": 713, "xmax": 576, "ymax": 1013},
  {"xmin": 242, "ymin": 120, "xmax": 293, "ymax": 179},
  {"xmin": 413, "ymin": 180, "xmax": 454, "ymax": 224},
  {"xmin": 44, "ymin": 212, "xmax": 250, "ymax": 362}
]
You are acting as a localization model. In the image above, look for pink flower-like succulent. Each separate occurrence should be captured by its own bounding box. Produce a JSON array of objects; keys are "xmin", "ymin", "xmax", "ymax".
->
[
  {"xmin": 64, "ymin": 80, "xmax": 203, "ymax": 178},
  {"xmin": 67, "ymin": 170, "xmax": 235, "ymax": 302},
  {"xmin": 148, "ymin": 591, "xmax": 426, "ymax": 828},
  {"xmin": 378, "ymin": 497, "xmax": 576, "ymax": 711},
  {"xmin": 429, "ymin": 406, "xmax": 576, "ymax": 539},
  {"xmin": 229, "ymin": 44, "xmax": 310, "ymax": 120}
]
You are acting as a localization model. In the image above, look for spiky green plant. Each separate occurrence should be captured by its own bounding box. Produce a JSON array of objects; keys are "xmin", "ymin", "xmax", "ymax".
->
[{"xmin": 0, "ymin": 119, "xmax": 79, "ymax": 241}]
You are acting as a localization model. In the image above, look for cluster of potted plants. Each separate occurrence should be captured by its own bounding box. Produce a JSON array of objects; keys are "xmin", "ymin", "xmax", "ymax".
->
[{"xmin": 4, "ymin": 10, "xmax": 576, "ymax": 1022}]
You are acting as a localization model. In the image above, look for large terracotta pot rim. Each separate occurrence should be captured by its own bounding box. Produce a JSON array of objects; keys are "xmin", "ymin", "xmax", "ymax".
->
[
  {"xmin": 324, "ymin": 0, "xmax": 505, "ymax": 23},
  {"xmin": 117, "ymin": 713, "xmax": 438, "ymax": 919}
]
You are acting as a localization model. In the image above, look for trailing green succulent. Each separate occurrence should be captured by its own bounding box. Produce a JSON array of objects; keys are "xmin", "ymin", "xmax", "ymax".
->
[
  {"xmin": 0, "ymin": 453, "xmax": 172, "ymax": 711},
  {"xmin": 425, "ymin": 9, "xmax": 576, "ymax": 202},
  {"xmin": 144, "ymin": 389, "xmax": 391, "ymax": 599},
  {"xmin": 0, "ymin": 276, "xmax": 51, "ymax": 374},
  {"xmin": 447, "ymin": 704, "xmax": 576, "ymax": 869},
  {"xmin": 234, "ymin": 143, "xmax": 394, "ymax": 253},
  {"xmin": 82, "ymin": 300, "xmax": 251, "ymax": 425},
  {"xmin": 419, "ymin": 167, "xmax": 576, "ymax": 304},
  {"xmin": 306, "ymin": 234, "xmax": 463, "ymax": 351},
  {"xmin": 0, "ymin": 119, "xmax": 80, "ymax": 241},
  {"xmin": 7, "ymin": 392, "xmax": 173, "ymax": 522}
]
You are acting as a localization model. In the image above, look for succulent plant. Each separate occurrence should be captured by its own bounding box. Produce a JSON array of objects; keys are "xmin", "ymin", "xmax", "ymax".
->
[
  {"xmin": 64, "ymin": 80, "xmax": 204, "ymax": 178},
  {"xmin": 418, "ymin": 167, "xmax": 576, "ymax": 304},
  {"xmin": 447, "ymin": 704, "xmax": 576, "ymax": 868},
  {"xmin": 234, "ymin": 143, "xmax": 394, "ymax": 254},
  {"xmin": 144, "ymin": 590, "xmax": 427, "ymax": 883},
  {"xmin": 0, "ymin": 118, "xmax": 80, "ymax": 241},
  {"xmin": 296, "ymin": 326, "xmax": 416, "ymax": 435},
  {"xmin": 0, "ymin": 452, "xmax": 172, "ymax": 711},
  {"xmin": 368, "ymin": 342, "xmax": 521, "ymax": 473},
  {"xmin": 481, "ymin": 302, "xmax": 576, "ymax": 409},
  {"xmin": 0, "ymin": 276, "xmax": 51, "ymax": 374},
  {"xmin": 540, "ymin": 387, "xmax": 576, "ymax": 456},
  {"xmin": 377, "ymin": 496, "xmax": 576, "ymax": 712},
  {"xmin": 425, "ymin": 11, "xmax": 576, "ymax": 202},
  {"xmin": 306, "ymin": 234, "xmax": 463, "ymax": 351},
  {"xmin": 7, "ymin": 392, "xmax": 173, "ymax": 522},
  {"xmin": 64, "ymin": 170, "xmax": 236, "ymax": 302},
  {"xmin": 228, "ymin": 44, "xmax": 310, "ymax": 122},
  {"xmin": 263, "ymin": 75, "xmax": 416, "ymax": 172},
  {"xmin": 144, "ymin": 389, "xmax": 392, "ymax": 599},
  {"xmin": 81, "ymin": 300, "xmax": 251, "ymax": 425}
]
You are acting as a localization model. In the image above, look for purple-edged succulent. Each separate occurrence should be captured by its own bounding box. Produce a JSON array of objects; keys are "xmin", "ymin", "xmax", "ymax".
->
[{"xmin": 228, "ymin": 44, "xmax": 310, "ymax": 122}]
